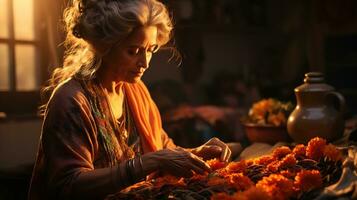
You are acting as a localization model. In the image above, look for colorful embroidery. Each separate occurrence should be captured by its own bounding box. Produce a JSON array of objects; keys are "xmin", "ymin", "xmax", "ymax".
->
[{"xmin": 79, "ymin": 79, "xmax": 141, "ymax": 167}]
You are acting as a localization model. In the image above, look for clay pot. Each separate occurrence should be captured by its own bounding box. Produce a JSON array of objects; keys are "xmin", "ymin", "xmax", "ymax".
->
[{"xmin": 287, "ymin": 72, "xmax": 345, "ymax": 143}]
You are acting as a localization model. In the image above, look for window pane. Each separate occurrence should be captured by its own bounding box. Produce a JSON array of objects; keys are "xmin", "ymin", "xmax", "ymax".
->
[
  {"xmin": 0, "ymin": 0, "xmax": 8, "ymax": 38},
  {"xmin": 15, "ymin": 45, "xmax": 38, "ymax": 91},
  {"xmin": 14, "ymin": 0, "xmax": 34, "ymax": 40},
  {"xmin": 0, "ymin": 44, "xmax": 9, "ymax": 91}
]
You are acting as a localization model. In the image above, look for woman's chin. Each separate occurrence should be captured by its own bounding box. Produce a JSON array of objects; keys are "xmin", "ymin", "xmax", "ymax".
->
[{"xmin": 125, "ymin": 77, "xmax": 142, "ymax": 83}]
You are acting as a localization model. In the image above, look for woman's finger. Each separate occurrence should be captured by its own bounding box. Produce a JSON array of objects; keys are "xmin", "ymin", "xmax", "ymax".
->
[
  {"xmin": 181, "ymin": 169, "xmax": 194, "ymax": 178},
  {"xmin": 228, "ymin": 148, "xmax": 232, "ymax": 161},
  {"xmin": 220, "ymin": 146, "xmax": 227, "ymax": 161},
  {"xmin": 188, "ymin": 152, "xmax": 211, "ymax": 172},
  {"xmin": 203, "ymin": 145, "xmax": 222, "ymax": 156},
  {"xmin": 168, "ymin": 156, "xmax": 194, "ymax": 177},
  {"xmin": 209, "ymin": 138, "xmax": 231, "ymax": 162},
  {"xmin": 221, "ymin": 145, "xmax": 231, "ymax": 162},
  {"xmin": 175, "ymin": 168, "xmax": 193, "ymax": 178},
  {"xmin": 224, "ymin": 146, "xmax": 232, "ymax": 162},
  {"xmin": 189, "ymin": 163, "xmax": 206, "ymax": 175}
]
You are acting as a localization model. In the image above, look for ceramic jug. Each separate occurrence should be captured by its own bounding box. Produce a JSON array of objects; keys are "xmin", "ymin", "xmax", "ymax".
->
[{"xmin": 287, "ymin": 72, "xmax": 345, "ymax": 143}]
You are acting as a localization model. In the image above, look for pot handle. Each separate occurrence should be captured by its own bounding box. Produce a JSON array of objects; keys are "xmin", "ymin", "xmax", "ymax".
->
[{"xmin": 326, "ymin": 91, "xmax": 346, "ymax": 114}]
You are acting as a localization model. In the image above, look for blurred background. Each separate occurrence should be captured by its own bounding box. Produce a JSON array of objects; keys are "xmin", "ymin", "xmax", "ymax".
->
[{"xmin": 1, "ymin": 0, "xmax": 357, "ymax": 199}]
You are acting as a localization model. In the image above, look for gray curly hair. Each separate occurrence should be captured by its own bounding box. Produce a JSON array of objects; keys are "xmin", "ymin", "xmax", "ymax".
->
[{"xmin": 40, "ymin": 0, "xmax": 173, "ymax": 112}]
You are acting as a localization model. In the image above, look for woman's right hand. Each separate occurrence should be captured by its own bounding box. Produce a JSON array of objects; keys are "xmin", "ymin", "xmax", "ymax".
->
[{"xmin": 143, "ymin": 148, "xmax": 211, "ymax": 178}]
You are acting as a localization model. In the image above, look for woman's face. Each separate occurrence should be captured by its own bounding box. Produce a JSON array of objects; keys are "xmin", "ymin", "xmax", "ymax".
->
[{"xmin": 102, "ymin": 26, "xmax": 159, "ymax": 83}]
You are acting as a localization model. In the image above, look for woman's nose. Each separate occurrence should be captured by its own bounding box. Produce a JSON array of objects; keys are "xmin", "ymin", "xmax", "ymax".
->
[{"xmin": 137, "ymin": 52, "xmax": 150, "ymax": 69}]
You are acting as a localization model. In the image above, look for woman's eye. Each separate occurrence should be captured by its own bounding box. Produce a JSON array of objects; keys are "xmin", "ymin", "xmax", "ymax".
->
[
  {"xmin": 128, "ymin": 49, "xmax": 139, "ymax": 55},
  {"xmin": 127, "ymin": 45, "xmax": 158, "ymax": 55},
  {"xmin": 149, "ymin": 45, "xmax": 159, "ymax": 53}
]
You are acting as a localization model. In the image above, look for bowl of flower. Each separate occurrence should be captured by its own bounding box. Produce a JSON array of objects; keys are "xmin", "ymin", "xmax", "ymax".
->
[{"xmin": 242, "ymin": 98, "xmax": 294, "ymax": 144}]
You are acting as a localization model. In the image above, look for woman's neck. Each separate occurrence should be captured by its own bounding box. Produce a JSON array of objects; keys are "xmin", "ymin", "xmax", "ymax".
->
[
  {"xmin": 96, "ymin": 64, "xmax": 124, "ymax": 94},
  {"xmin": 101, "ymin": 81, "xmax": 125, "ymax": 120},
  {"xmin": 96, "ymin": 67, "xmax": 125, "ymax": 120},
  {"xmin": 104, "ymin": 81, "xmax": 124, "ymax": 95}
]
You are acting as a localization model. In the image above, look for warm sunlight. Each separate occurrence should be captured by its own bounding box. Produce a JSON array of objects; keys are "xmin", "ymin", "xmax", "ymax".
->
[
  {"xmin": 15, "ymin": 45, "xmax": 37, "ymax": 91},
  {"xmin": 0, "ymin": 44, "xmax": 9, "ymax": 90},
  {"xmin": 14, "ymin": 0, "xmax": 35, "ymax": 40},
  {"xmin": 0, "ymin": 0, "xmax": 8, "ymax": 38},
  {"xmin": 0, "ymin": 0, "xmax": 38, "ymax": 91}
]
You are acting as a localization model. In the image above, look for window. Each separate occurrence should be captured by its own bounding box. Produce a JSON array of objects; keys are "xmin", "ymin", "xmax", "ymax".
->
[
  {"xmin": 0, "ymin": 0, "xmax": 45, "ymax": 115},
  {"xmin": 0, "ymin": 0, "xmax": 40, "ymax": 91}
]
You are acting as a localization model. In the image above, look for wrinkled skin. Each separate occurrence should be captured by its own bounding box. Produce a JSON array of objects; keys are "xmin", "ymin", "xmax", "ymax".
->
[
  {"xmin": 152, "ymin": 148, "xmax": 211, "ymax": 177},
  {"xmin": 147, "ymin": 137, "xmax": 232, "ymax": 178},
  {"xmin": 191, "ymin": 137, "xmax": 232, "ymax": 162}
]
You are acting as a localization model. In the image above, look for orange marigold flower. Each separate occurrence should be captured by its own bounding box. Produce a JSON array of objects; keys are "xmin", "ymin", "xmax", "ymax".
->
[
  {"xmin": 280, "ymin": 170, "xmax": 296, "ymax": 179},
  {"xmin": 154, "ymin": 175, "xmax": 186, "ymax": 188},
  {"xmin": 257, "ymin": 174, "xmax": 295, "ymax": 200},
  {"xmin": 272, "ymin": 146, "xmax": 292, "ymax": 160},
  {"xmin": 267, "ymin": 160, "xmax": 280, "ymax": 173},
  {"xmin": 216, "ymin": 169, "xmax": 230, "ymax": 177},
  {"xmin": 207, "ymin": 176, "xmax": 228, "ymax": 186},
  {"xmin": 306, "ymin": 137, "xmax": 327, "ymax": 160},
  {"xmin": 211, "ymin": 192, "xmax": 236, "ymax": 200},
  {"xmin": 323, "ymin": 144, "xmax": 343, "ymax": 161},
  {"xmin": 247, "ymin": 98, "xmax": 292, "ymax": 126},
  {"xmin": 226, "ymin": 160, "xmax": 247, "ymax": 173},
  {"xmin": 268, "ymin": 111, "xmax": 286, "ymax": 126},
  {"xmin": 206, "ymin": 158, "xmax": 227, "ymax": 171},
  {"xmin": 278, "ymin": 154, "xmax": 297, "ymax": 169},
  {"xmin": 190, "ymin": 173, "xmax": 208, "ymax": 182},
  {"xmin": 246, "ymin": 159, "xmax": 255, "ymax": 166},
  {"xmin": 251, "ymin": 99, "xmax": 274, "ymax": 118},
  {"xmin": 237, "ymin": 186, "xmax": 272, "ymax": 200},
  {"xmin": 228, "ymin": 173, "xmax": 254, "ymax": 191},
  {"xmin": 254, "ymin": 155, "xmax": 276, "ymax": 166},
  {"xmin": 294, "ymin": 170, "xmax": 323, "ymax": 192},
  {"xmin": 292, "ymin": 144, "xmax": 306, "ymax": 158}
]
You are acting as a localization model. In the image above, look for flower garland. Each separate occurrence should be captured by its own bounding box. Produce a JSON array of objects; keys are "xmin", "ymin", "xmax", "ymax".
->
[{"xmin": 111, "ymin": 137, "xmax": 343, "ymax": 200}]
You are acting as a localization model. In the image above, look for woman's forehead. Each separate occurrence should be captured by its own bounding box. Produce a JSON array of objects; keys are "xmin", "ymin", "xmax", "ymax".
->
[{"xmin": 124, "ymin": 26, "xmax": 158, "ymax": 47}]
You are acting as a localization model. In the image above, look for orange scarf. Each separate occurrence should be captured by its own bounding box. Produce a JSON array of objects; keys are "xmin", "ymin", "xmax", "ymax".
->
[{"xmin": 124, "ymin": 81, "xmax": 164, "ymax": 152}]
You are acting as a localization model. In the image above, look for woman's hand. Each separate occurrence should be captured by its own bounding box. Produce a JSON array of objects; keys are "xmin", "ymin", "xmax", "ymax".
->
[
  {"xmin": 191, "ymin": 137, "xmax": 232, "ymax": 162},
  {"xmin": 142, "ymin": 148, "xmax": 211, "ymax": 178}
]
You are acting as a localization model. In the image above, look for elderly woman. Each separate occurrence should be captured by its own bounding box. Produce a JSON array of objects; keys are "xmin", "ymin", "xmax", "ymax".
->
[{"xmin": 28, "ymin": 0, "xmax": 239, "ymax": 199}]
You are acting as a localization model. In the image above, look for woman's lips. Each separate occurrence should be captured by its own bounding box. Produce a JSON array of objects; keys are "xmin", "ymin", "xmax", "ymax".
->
[{"xmin": 131, "ymin": 71, "xmax": 144, "ymax": 76}]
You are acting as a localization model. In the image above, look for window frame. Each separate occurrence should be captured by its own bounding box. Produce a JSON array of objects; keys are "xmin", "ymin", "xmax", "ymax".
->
[{"xmin": 0, "ymin": 0, "xmax": 48, "ymax": 116}]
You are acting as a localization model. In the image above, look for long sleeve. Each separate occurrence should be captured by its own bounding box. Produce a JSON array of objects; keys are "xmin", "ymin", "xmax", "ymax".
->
[
  {"xmin": 29, "ymin": 79, "xmax": 175, "ymax": 200},
  {"xmin": 29, "ymin": 80, "xmax": 129, "ymax": 200},
  {"xmin": 43, "ymin": 84, "xmax": 108, "ymax": 199}
]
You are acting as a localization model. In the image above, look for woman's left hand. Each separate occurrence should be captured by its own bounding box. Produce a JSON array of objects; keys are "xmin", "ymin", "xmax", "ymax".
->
[{"xmin": 190, "ymin": 137, "xmax": 232, "ymax": 162}]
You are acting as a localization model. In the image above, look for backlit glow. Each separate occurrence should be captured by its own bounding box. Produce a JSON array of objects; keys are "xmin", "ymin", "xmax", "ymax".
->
[
  {"xmin": 15, "ymin": 45, "xmax": 37, "ymax": 91},
  {"xmin": 0, "ymin": 0, "xmax": 9, "ymax": 38},
  {"xmin": 14, "ymin": 0, "xmax": 35, "ymax": 40},
  {"xmin": 0, "ymin": 44, "xmax": 9, "ymax": 90}
]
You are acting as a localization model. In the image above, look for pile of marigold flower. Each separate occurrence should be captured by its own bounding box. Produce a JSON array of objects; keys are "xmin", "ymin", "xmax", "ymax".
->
[
  {"xmin": 244, "ymin": 98, "xmax": 294, "ymax": 126},
  {"xmin": 112, "ymin": 137, "xmax": 343, "ymax": 200}
]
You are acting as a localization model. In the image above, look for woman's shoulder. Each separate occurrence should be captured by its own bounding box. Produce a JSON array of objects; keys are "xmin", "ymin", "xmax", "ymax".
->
[
  {"xmin": 52, "ymin": 78, "xmax": 85, "ymax": 99},
  {"xmin": 48, "ymin": 78, "xmax": 89, "ymax": 109}
]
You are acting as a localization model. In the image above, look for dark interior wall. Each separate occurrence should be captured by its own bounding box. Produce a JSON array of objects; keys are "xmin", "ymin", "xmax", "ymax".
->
[
  {"xmin": 0, "ymin": 119, "xmax": 41, "ymax": 170},
  {"xmin": 1, "ymin": 0, "xmax": 357, "ymax": 199},
  {"xmin": 145, "ymin": 0, "xmax": 357, "ymax": 111},
  {"xmin": 144, "ymin": 0, "xmax": 312, "ymax": 95},
  {"xmin": 0, "ymin": 119, "xmax": 42, "ymax": 200}
]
